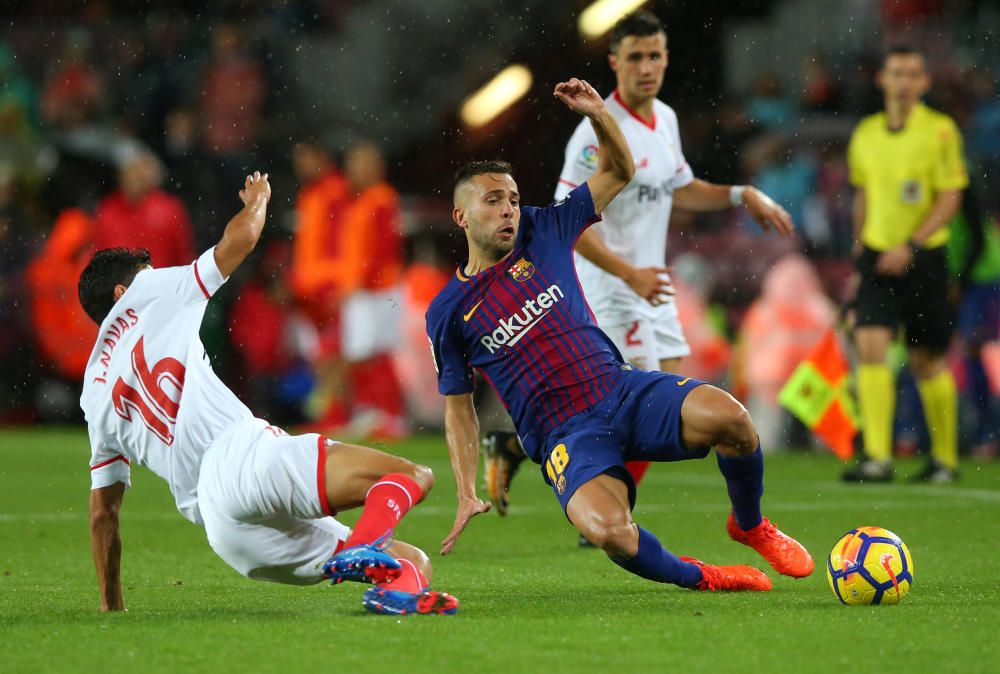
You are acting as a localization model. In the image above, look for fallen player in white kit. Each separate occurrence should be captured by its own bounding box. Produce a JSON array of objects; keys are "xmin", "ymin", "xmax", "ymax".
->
[{"xmin": 79, "ymin": 171, "xmax": 456, "ymax": 616}]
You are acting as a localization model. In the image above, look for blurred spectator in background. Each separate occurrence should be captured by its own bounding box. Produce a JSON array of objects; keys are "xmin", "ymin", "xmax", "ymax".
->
[
  {"xmin": 338, "ymin": 140, "xmax": 407, "ymax": 439},
  {"xmin": 25, "ymin": 208, "xmax": 95, "ymax": 382},
  {"xmin": 799, "ymin": 54, "xmax": 842, "ymax": 113},
  {"xmin": 291, "ymin": 139, "xmax": 407, "ymax": 437},
  {"xmin": 290, "ymin": 138, "xmax": 351, "ymax": 428},
  {"xmin": 94, "ymin": 151, "xmax": 194, "ymax": 268},
  {"xmin": 735, "ymin": 254, "xmax": 837, "ymax": 450},
  {"xmin": 41, "ymin": 29, "xmax": 105, "ymax": 132},
  {"xmin": 746, "ymin": 72, "xmax": 794, "ymax": 131},
  {"xmin": 0, "ymin": 43, "xmax": 39, "ymax": 130},
  {"xmin": 742, "ymin": 134, "xmax": 817, "ymax": 237},
  {"xmin": 200, "ymin": 22, "xmax": 266, "ymax": 187}
]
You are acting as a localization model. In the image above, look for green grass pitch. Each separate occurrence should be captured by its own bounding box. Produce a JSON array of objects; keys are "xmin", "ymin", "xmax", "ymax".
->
[{"xmin": 2, "ymin": 428, "xmax": 998, "ymax": 674}]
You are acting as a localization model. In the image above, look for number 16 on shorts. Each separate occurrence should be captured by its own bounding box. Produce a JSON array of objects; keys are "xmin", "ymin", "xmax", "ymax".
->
[{"xmin": 545, "ymin": 443, "xmax": 570, "ymax": 495}]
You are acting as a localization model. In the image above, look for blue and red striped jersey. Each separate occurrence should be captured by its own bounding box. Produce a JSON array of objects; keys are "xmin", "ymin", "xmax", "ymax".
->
[{"xmin": 426, "ymin": 183, "xmax": 627, "ymax": 461}]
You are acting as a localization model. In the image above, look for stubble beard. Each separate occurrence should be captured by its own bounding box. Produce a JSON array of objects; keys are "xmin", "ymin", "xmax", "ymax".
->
[{"xmin": 473, "ymin": 230, "xmax": 515, "ymax": 265}]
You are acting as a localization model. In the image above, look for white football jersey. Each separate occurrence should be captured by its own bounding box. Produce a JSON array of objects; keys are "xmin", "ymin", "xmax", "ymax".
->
[
  {"xmin": 81, "ymin": 248, "xmax": 254, "ymax": 524},
  {"xmin": 556, "ymin": 91, "xmax": 694, "ymax": 324}
]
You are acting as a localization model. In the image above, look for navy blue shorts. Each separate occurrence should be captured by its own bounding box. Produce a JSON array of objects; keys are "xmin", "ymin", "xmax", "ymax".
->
[{"xmin": 536, "ymin": 368, "xmax": 708, "ymax": 514}]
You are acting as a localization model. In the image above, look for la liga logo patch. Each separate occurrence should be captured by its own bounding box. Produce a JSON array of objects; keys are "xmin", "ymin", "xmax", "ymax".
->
[
  {"xmin": 577, "ymin": 144, "xmax": 599, "ymax": 170},
  {"xmin": 508, "ymin": 257, "xmax": 535, "ymax": 283}
]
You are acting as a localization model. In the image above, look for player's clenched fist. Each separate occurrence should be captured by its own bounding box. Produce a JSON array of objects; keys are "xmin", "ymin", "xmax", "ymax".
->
[{"xmin": 239, "ymin": 170, "xmax": 271, "ymax": 205}]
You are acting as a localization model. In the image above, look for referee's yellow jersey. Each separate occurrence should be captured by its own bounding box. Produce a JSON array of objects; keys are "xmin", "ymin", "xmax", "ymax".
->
[{"xmin": 847, "ymin": 102, "xmax": 968, "ymax": 251}]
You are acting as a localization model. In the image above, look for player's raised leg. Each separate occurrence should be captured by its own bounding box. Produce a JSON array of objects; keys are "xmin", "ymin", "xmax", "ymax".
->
[
  {"xmin": 362, "ymin": 539, "xmax": 459, "ymax": 616},
  {"xmin": 567, "ymin": 474, "xmax": 771, "ymax": 591},
  {"xmin": 321, "ymin": 442, "xmax": 433, "ymax": 584},
  {"xmin": 679, "ymin": 385, "xmax": 814, "ymax": 578}
]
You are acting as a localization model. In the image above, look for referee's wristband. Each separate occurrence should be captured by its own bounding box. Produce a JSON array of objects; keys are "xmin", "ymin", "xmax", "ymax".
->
[
  {"xmin": 907, "ymin": 239, "xmax": 922, "ymax": 254},
  {"xmin": 729, "ymin": 185, "xmax": 747, "ymax": 207}
]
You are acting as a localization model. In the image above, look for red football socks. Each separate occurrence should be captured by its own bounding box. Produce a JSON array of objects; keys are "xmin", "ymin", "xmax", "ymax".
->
[
  {"xmin": 377, "ymin": 557, "xmax": 429, "ymax": 593},
  {"xmin": 345, "ymin": 473, "xmax": 424, "ymax": 548}
]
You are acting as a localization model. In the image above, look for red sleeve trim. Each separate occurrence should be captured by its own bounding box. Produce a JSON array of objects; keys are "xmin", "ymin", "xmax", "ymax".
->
[
  {"xmin": 317, "ymin": 436, "xmax": 335, "ymax": 516},
  {"xmin": 193, "ymin": 260, "xmax": 211, "ymax": 300},
  {"xmin": 558, "ymin": 178, "xmax": 579, "ymax": 188},
  {"xmin": 90, "ymin": 455, "xmax": 130, "ymax": 471}
]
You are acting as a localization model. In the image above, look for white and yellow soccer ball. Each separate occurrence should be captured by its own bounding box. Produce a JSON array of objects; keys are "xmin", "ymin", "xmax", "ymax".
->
[{"xmin": 827, "ymin": 526, "xmax": 914, "ymax": 605}]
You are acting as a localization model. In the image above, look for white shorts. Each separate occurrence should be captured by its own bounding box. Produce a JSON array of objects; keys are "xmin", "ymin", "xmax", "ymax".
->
[
  {"xmin": 600, "ymin": 312, "xmax": 691, "ymax": 370},
  {"xmin": 197, "ymin": 421, "xmax": 351, "ymax": 585},
  {"xmin": 342, "ymin": 287, "xmax": 401, "ymax": 362}
]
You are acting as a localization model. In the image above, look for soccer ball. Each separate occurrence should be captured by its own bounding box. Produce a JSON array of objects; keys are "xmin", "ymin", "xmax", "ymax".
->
[{"xmin": 826, "ymin": 526, "xmax": 914, "ymax": 605}]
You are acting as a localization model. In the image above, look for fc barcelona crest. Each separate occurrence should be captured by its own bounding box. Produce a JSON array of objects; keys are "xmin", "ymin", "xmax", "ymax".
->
[{"xmin": 508, "ymin": 257, "xmax": 535, "ymax": 283}]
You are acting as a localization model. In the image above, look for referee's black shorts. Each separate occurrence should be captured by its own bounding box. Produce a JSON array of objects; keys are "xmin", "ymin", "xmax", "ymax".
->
[{"xmin": 854, "ymin": 245, "xmax": 954, "ymax": 352}]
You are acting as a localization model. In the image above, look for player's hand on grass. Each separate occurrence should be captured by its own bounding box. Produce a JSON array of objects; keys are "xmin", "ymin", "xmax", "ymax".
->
[
  {"xmin": 742, "ymin": 187, "xmax": 794, "ymax": 237},
  {"xmin": 441, "ymin": 496, "xmax": 491, "ymax": 555},
  {"xmin": 624, "ymin": 266, "xmax": 674, "ymax": 306},
  {"xmin": 239, "ymin": 171, "xmax": 271, "ymax": 206},
  {"xmin": 875, "ymin": 244, "xmax": 913, "ymax": 276},
  {"xmin": 553, "ymin": 78, "xmax": 606, "ymax": 119}
]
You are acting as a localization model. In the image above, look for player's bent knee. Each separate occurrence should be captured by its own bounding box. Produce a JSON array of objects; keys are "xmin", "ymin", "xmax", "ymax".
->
[
  {"xmin": 602, "ymin": 522, "xmax": 639, "ymax": 558},
  {"xmin": 706, "ymin": 394, "xmax": 756, "ymax": 453},
  {"xmin": 409, "ymin": 463, "xmax": 434, "ymax": 496},
  {"xmin": 728, "ymin": 405, "xmax": 758, "ymax": 453},
  {"xmin": 582, "ymin": 519, "xmax": 638, "ymax": 558}
]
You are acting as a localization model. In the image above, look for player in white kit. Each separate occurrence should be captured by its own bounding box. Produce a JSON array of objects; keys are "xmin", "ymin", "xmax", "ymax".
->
[
  {"xmin": 483, "ymin": 12, "xmax": 794, "ymax": 537},
  {"xmin": 80, "ymin": 172, "xmax": 457, "ymax": 616}
]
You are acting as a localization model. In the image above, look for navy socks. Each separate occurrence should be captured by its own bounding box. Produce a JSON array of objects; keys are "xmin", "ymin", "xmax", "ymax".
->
[
  {"xmin": 611, "ymin": 526, "xmax": 703, "ymax": 588},
  {"xmin": 717, "ymin": 447, "xmax": 764, "ymax": 530}
]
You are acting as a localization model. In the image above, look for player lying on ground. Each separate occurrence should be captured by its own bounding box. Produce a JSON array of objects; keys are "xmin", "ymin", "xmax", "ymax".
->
[
  {"xmin": 80, "ymin": 172, "xmax": 455, "ymax": 616},
  {"xmin": 427, "ymin": 78, "xmax": 814, "ymax": 591}
]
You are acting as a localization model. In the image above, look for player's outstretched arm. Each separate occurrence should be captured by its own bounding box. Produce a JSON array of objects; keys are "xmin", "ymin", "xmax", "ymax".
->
[
  {"xmin": 673, "ymin": 179, "xmax": 794, "ymax": 237},
  {"xmin": 553, "ymin": 78, "xmax": 634, "ymax": 214},
  {"xmin": 89, "ymin": 482, "xmax": 126, "ymax": 611},
  {"xmin": 214, "ymin": 171, "xmax": 272, "ymax": 278},
  {"xmin": 441, "ymin": 393, "xmax": 491, "ymax": 555}
]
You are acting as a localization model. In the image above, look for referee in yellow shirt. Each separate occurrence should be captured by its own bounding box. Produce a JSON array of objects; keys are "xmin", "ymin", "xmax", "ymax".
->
[{"xmin": 844, "ymin": 45, "xmax": 968, "ymax": 483}]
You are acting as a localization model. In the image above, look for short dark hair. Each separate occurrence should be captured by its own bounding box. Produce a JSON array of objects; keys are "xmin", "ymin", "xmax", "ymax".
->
[
  {"xmin": 609, "ymin": 10, "xmax": 665, "ymax": 52},
  {"xmin": 78, "ymin": 248, "xmax": 152, "ymax": 324},
  {"xmin": 454, "ymin": 160, "xmax": 513, "ymax": 187},
  {"xmin": 453, "ymin": 160, "xmax": 513, "ymax": 198},
  {"xmin": 883, "ymin": 44, "xmax": 923, "ymax": 64}
]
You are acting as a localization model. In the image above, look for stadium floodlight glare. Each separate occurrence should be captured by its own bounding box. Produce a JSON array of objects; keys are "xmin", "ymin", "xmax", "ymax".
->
[
  {"xmin": 460, "ymin": 65, "xmax": 533, "ymax": 128},
  {"xmin": 578, "ymin": 0, "xmax": 648, "ymax": 39}
]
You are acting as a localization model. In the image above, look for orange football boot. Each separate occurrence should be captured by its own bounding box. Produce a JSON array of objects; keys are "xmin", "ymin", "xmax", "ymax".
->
[
  {"xmin": 680, "ymin": 556, "xmax": 772, "ymax": 591},
  {"xmin": 726, "ymin": 513, "xmax": 815, "ymax": 578}
]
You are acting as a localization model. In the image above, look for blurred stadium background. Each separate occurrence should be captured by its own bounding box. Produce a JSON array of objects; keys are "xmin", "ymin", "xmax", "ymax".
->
[{"xmin": 1, "ymin": 0, "xmax": 998, "ymax": 458}]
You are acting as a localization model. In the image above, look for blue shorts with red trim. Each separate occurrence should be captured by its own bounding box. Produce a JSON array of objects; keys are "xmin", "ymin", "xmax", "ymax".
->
[{"xmin": 535, "ymin": 368, "xmax": 708, "ymax": 514}]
